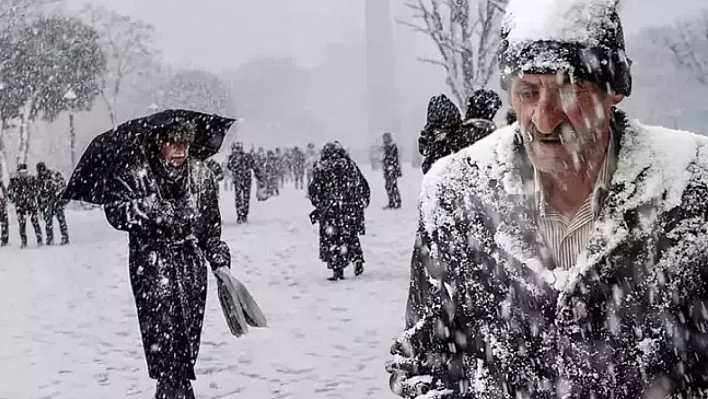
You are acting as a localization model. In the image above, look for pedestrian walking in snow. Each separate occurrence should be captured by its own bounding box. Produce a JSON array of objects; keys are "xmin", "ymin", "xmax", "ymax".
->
[
  {"xmin": 389, "ymin": 1, "xmax": 708, "ymax": 398},
  {"xmin": 36, "ymin": 162, "xmax": 70, "ymax": 246},
  {"xmin": 308, "ymin": 142, "xmax": 370, "ymax": 281},
  {"xmin": 304, "ymin": 142, "xmax": 318, "ymax": 190},
  {"xmin": 227, "ymin": 142, "xmax": 263, "ymax": 224},
  {"xmin": 381, "ymin": 132, "xmax": 402, "ymax": 209},
  {"xmin": 0, "ymin": 180, "xmax": 8, "ymax": 246},
  {"xmin": 291, "ymin": 146, "xmax": 306, "ymax": 190},
  {"xmin": 63, "ymin": 110, "xmax": 239, "ymax": 399},
  {"xmin": 8, "ymin": 164, "xmax": 42, "ymax": 248},
  {"xmin": 265, "ymin": 150, "xmax": 280, "ymax": 197}
]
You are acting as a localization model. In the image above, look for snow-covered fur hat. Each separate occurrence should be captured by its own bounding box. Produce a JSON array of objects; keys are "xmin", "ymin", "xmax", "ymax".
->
[{"xmin": 499, "ymin": 0, "xmax": 632, "ymax": 97}]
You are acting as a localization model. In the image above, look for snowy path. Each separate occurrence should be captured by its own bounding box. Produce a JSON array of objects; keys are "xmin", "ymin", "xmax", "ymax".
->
[{"xmin": 0, "ymin": 167, "xmax": 422, "ymax": 399}]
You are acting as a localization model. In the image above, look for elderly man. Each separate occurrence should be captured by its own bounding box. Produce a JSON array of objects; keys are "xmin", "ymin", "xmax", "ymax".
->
[{"xmin": 388, "ymin": 1, "xmax": 708, "ymax": 398}]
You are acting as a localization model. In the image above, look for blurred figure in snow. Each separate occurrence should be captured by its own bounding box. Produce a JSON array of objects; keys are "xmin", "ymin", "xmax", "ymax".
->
[
  {"xmin": 291, "ymin": 146, "xmax": 306, "ymax": 190},
  {"xmin": 227, "ymin": 142, "xmax": 262, "ymax": 224},
  {"xmin": 381, "ymin": 132, "xmax": 402, "ymax": 209},
  {"xmin": 36, "ymin": 162, "xmax": 70, "ymax": 245},
  {"xmin": 308, "ymin": 142, "xmax": 370, "ymax": 281},
  {"xmin": 0, "ymin": 179, "xmax": 8, "ymax": 246},
  {"xmin": 265, "ymin": 150, "xmax": 280, "ymax": 197},
  {"xmin": 418, "ymin": 90, "xmax": 501, "ymax": 174},
  {"xmin": 8, "ymin": 164, "xmax": 42, "ymax": 248},
  {"xmin": 204, "ymin": 158, "xmax": 224, "ymax": 195},
  {"xmin": 304, "ymin": 142, "xmax": 318, "ymax": 190}
]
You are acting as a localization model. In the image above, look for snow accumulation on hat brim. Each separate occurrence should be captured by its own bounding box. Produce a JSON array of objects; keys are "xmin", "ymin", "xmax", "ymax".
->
[{"xmin": 503, "ymin": 0, "xmax": 618, "ymax": 46}]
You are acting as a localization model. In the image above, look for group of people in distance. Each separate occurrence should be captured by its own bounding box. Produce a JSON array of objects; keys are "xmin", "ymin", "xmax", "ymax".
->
[{"xmin": 0, "ymin": 162, "xmax": 70, "ymax": 248}]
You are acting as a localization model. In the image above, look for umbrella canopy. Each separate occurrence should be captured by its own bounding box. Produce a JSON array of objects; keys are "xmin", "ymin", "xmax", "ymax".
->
[{"xmin": 63, "ymin": 109, "xmax": 235, "ymax": 205}]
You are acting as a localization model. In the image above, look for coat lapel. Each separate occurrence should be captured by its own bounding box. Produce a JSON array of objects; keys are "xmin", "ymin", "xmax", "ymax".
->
[
  {"xmin": 559, "ymin": 111, "xmax": 696, "ymax": 298},
  {"xmin": 485, "ymin": 128, "xmax": 558, "ymax": 295}
]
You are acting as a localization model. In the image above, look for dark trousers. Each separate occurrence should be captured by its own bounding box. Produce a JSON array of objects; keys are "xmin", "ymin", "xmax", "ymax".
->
[
  {"xmin": 294, "ymin": 172, "xmax": 305, "ymax": 190},
  {"xmin": 234, "ymin": 181, "xmax": 252, "ymax": 220},
  {"xmin": 44, "ymin": 204, "xmax": 69, "ymax": 245},
  {"xmin": 18, "ymin": 209, "xmax": 42, "ymax": 246},
  {"xmin": 1, "ymin": 205, "xmax": 8, "ymax": 245},
  {"xmin": 385, "ymin": 176, "xmax": 401, "ymax": 208}
]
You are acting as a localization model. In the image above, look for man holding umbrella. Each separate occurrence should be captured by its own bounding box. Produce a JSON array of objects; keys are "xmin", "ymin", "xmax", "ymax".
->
[{"xmin": 64, "ymin": 110, "xmax": 239, "ymax": 399}]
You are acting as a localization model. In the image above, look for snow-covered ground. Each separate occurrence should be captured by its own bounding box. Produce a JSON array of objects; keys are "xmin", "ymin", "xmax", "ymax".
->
[{"xmin": 0, "ymin": 166, "xmax": 422, "ymax": 399}]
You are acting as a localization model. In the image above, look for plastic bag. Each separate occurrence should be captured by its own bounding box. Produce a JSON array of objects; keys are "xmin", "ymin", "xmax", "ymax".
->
[{"xmin": 215, "ymin": 268, "xmax": 267, "ymax": 338}]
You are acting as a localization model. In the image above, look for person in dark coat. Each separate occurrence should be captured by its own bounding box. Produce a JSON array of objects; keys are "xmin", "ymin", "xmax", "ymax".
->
[
  {"xmin": 227, "ymin": 142, "xmax": 262, "ymax": 224},
  {"xmin": 8, "ymin": 164, "xmax": 42, "ymax": 248},
  {"xmin": 381, "ymin": 132, "xmax": 402, "ymax": 209},
  {"xmin": 291, "ymin": 146, "xmax": 306, "ymax": 190},
  {"xmin": 265, "ymin": 150, "xmax": 280, "ymax": 197},
  {"xmin": 36, "ymin": 162, "xmax": 70, "ymax": 245},
  {"xmin": 418, "ymin": 90, "xmax": 501, "ymax": 174},
  {"xmin": 308, "ymin": 142, "xmax": 370, "ymax": 281},
  {"xmin": 506, "ymin": 108, "xmax": 517, "ymax": 126},
  {"xmin": 388, "ymin": 2, "xmax": 708, "ymax": 398},
  {"xmin": 103, "ymin": 122, "xmax": 230, "ymax": 399},
  {"xmin": 0, "ymin": 180, "xmax": 8, "ymax": 246}
]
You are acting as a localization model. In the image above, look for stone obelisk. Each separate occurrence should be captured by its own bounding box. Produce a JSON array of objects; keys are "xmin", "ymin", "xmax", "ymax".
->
[{"xmin": 365, "ymin": 0, "xmax": 401, "ymax": 145}]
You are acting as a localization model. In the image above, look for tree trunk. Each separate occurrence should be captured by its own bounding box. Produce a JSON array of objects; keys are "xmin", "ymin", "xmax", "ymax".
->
[
  {"xmin": 101, "ymin": 90, "xmax": 118, "ymax": 129},
  {"xmin": 16, "ymin": 97, "xmax": 34, "ymax": 166},
  {"xmin": 0, "ymin": 123, "xmax": 8, "ymax": 186},
  {"xmin": 69, "ymin": 112, "xmax": 76, "ymax": 167}
]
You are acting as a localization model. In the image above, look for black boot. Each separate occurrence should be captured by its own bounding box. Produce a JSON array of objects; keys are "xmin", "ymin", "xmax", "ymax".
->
[
  {"xmin": 327, "ymin": 268, "xmax": 344, "ymax": 281},
  {"xmin": 354, "ymin": 261, "xmax": 364, "ymax": 277}
]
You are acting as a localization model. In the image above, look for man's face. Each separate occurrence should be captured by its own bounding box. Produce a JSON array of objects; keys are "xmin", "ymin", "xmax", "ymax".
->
[
  {"xmin": 509, "ymin": 74, "xmax": 623, "ymax": 177},
  {"xmin": 160, "ymin": 140, "xmax": 190, "ymax": 168}
]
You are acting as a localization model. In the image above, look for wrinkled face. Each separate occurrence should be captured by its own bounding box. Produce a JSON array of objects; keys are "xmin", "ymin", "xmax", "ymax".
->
[
  {"xmin": 160, "ymin": 140, "xmax": 190, "ymax": 168},
  {"xmin": 509, "ymin": 74, "xmax": 623, "ymax": 177}
]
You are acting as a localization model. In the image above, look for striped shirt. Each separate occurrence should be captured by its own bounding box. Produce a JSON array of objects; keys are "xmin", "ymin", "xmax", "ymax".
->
[{"xmin": 534, "ymin": 135, "xmax": 614, "ymax": 271}]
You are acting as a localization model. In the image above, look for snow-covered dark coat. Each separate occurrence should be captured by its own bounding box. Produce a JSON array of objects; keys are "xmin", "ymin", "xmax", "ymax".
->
[
  {"xmin": 227, "ymin": 149, "xmax": 260, "ymax": 186},
  {"xmin": 8, "ymin": 175, "xmax": 39, "ymax": 214},
  {"xmin": 36, "ymin": 170, "xmax": 68, "ymax": 211},
  {"xmin": 308, "ymin": 154, "xmax": 370, "ymax": 267},
  {"xmin": 103, "ymin": 148, "xmax": 230, "ymax": 384},
  {"xmin": 389, "ymin": 111, "xmax": 708, "ymax": 398},
  {"xmin": 383, "ymin": 143, "xmax": 402, "ymax": 179}
]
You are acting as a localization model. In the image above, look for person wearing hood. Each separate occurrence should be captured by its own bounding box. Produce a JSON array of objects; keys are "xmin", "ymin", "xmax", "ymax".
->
[
  {"xmin": 308, "ymin": 142, "xmax": 370, "ymax": 281},
  {"xmin": 418, "ymin": 90, "xmax": 501, "ymax": 174},
  {"xmin": 388, "ymin": 1, "xmax": 708, "ymax": 398},
  {"xmin": 8, "ymin": 164, "xmax": 43, "ymax": 248},
  {"xmin": 103, "ymin": 123, "xmax": 230, "ymax": 399}
]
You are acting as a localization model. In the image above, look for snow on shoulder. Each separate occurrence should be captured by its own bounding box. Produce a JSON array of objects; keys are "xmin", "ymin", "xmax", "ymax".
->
[
  {"xmin": 419, "ymin": 125, "xmax": 518, "ymax": 233},
  {"xmin": 503, "ymin": 0, "xmax": 618, "ymax": 46}
]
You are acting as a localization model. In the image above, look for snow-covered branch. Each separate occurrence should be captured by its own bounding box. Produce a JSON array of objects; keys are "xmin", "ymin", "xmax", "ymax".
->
[{"xmin": 400, "ymin": 0, "xmax": 508, "ymax": 109}]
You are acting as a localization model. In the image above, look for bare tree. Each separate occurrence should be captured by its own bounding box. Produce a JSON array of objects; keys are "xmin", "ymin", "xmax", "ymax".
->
[
  {"xmin": 657, "ymin": 11, "xmax": 708, "ymax": 87},
  {"xmin": 82, "ymin": 4, "xmax": 157, "ymax": 128},
  {"xmin": 400, "ymin": 0, "xmax": 508, "ymax": 109}
]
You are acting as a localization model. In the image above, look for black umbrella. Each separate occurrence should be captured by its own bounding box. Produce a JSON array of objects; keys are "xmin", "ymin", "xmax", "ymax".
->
[{"xmin": 63, "ymin": 109, "xmax": 235, "ymax": 205}]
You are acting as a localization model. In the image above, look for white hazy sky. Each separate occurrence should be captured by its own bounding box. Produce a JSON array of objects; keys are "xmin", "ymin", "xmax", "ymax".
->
[{"xmin": 71, "ymin": 0, "xmax": 708, "ymax": 72}]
